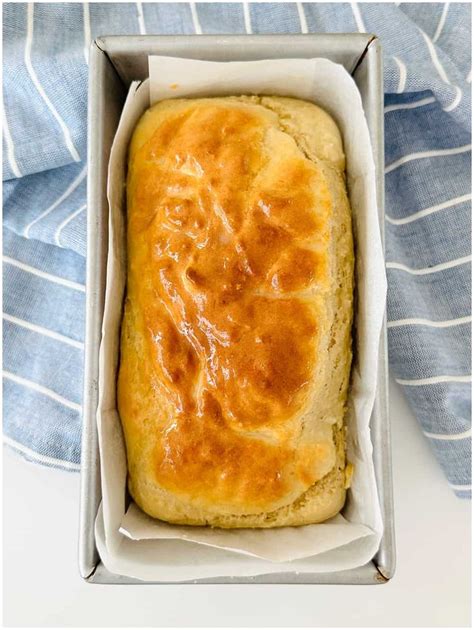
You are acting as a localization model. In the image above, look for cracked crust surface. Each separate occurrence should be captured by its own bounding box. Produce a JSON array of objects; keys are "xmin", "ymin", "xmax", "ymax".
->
[{"xmin": 118, "ymin": 96, "xmax": 354, "ymax": 527}]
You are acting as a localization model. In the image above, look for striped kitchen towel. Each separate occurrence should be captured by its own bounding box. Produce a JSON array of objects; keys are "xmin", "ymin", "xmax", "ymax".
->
[{"xmin": 3, "ymin": 2, "xmax": 471, "ymax": 496}]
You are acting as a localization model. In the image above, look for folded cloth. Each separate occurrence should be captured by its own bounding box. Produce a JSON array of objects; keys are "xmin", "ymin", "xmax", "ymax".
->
[{"xmin": 3, "ymin": 2, "xmax": 471, "ymax": 496}]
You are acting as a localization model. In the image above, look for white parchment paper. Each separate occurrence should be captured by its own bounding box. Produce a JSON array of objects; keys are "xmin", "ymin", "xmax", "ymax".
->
[{"xmin": 95, "ymin": 57, "xmax": 387, "ymax": 582}]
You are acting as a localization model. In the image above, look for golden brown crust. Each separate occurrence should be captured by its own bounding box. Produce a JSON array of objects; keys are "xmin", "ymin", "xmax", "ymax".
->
[{"xmin": 118, "ymin": 96, "xmax": 354, "ymax": 527}]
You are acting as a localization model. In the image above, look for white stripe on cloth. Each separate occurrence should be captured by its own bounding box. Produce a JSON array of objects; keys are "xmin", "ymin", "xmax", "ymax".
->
[
  {"xmin": 296, "ymin": 2, "xmax": 308, "ymax": 34},
  {"xmin": 3, "ymin": 313, "xmax": 84, "ymax": 349},
  {"xmin": 384, "ymin": 96, "xmax": 436, "ymax": 113},
  {"xmin": 25, "ymin": 3, "xmax": 80, "ymax": 163},
  {"xmin": 3, "ymin": 255, "xmax": 85, "ymax": 292},
  {"xmin": 189, "ymin": 2, "xmax": 202, "ymax": 34},
  {"xmin": 3, "ymin": 370, "xmax": 82, "ymax": 412},
  {"xmin": 3, "ymin": 435, "xmax": 81, "ymax": 471},
  {"xmin": 54, "ymin": 203, "xmax": 87, "ymax": 247},
  {"xmin": 3, "ymin": 103, "xmax": 22, "ymax": 177},
  {"xmin": 419, "ymin": 27, "xmax": 463, "ymax": 112},
  {"xmin": 243, "ymin": 2, "xmax": 252, "ymax": 34},
  {"xmin": 433, "ymin": 3, "xmax": 449, "ymax": 44},
  {"xmin": 424, "ymin": 427, "xmax": 472, "ymax": 441},
  {"xmin": 350, "ymin": 2, "xmax": 365, "ymax": 33},
  {"xmin": 23, "ymin": 164, "xmax": 87, "ymax": 238},
  {"xmin": 136, "ymin": 2, "xmax": 146, "ymax": 35},
  {"xmin": 386, "ymin": 255, "xmax": 471, "ymax": 275},
  {"xmin": 420, "ymin": 27, "xmax": 450, "ymax": 82},
  {"xmin": 443, "ymin": 85, "xmax": 462, "ymax": 112},
  {"xmin": 388, "ymin": 315, "xmax": 472, "ymax": 329},
  {"xmin": 386, "ymin": 193, "xmax": 472, "ymax": 225},
  {"xmin": 385, "ymin": 144, "xmax": 472, "ymax": 174},
  {"xmin": 396, "ymin": 375, "xmax": 471, "ymax": 386},
  {"xmin": 393, "ymin": 57, "xmax": 407, "ymax": 93},
  {"xmin": 449, "ymin": 482, "xmax": 472, "ymax": 491},
  {"xmin": 466, "ymin": 69, "xmax": 472, "ymax": 83},
  {"xmin": 82, "ymin": 2, "xmax": 91, "ymax": 65}
]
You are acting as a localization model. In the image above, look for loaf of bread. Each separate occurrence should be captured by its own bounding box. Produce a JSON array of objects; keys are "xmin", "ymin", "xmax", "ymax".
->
[{"xmin": 118, "ymin": 96, "xmax": 354, "ymax": 528}]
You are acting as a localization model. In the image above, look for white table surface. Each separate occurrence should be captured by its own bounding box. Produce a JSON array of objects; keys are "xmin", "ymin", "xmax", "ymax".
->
[{"xmin": 4, "ymin": 378, "xmax": 471, "ymax": 628}]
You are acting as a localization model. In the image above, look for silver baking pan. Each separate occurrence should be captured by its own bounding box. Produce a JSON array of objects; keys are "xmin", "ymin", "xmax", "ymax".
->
[{"xmin": 79, "ymin": 34, "xmax": 395, "ymax": 584}]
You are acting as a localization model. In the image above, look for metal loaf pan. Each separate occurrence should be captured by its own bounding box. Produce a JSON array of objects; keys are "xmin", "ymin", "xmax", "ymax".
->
[{"xmin": 80, "ymin": 33, "xmax": 395, "ymax": 584}]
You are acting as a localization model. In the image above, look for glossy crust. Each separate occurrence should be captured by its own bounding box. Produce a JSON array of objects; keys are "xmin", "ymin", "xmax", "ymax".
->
[{"xmin": 118, "ymin": 96, "xmax": 354, "ymax": 527}]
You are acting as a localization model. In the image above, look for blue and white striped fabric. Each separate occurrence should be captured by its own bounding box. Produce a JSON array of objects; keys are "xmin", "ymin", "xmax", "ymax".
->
[{"xmin": 3, "ymin": 3, "xmax": 471, "ymax": 496}]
